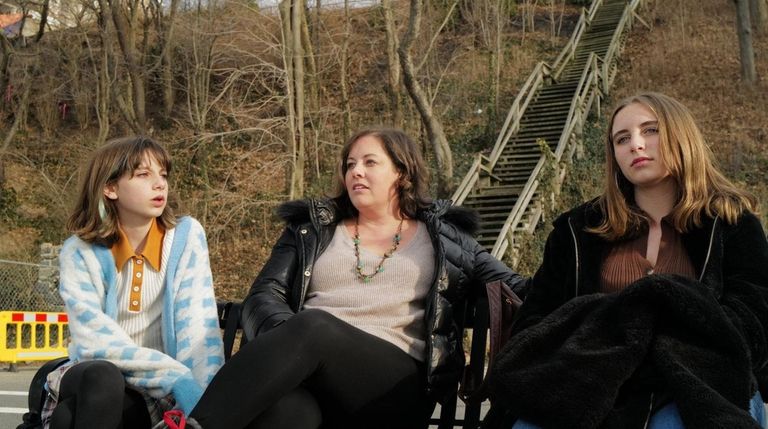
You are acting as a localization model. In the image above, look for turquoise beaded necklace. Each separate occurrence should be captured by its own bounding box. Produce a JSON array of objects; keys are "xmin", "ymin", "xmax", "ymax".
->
[{"xmin": 353, "ymin": 217, "xmax": 404, "ymax": 283}]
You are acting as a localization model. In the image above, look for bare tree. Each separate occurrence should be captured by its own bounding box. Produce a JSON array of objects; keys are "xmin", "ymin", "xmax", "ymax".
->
[
  {"xmin": 339, "ymin": 0, "xmax": 352, "ymax": 138},
  {"xmin": 382, "ymin": 0, "xmax": 403, "ymax": 127},
  {"xmin": 98, "ymin": 0, "xmax": 147, "ymax": 132},
  {"xmin": 301, "ymin": 1, "xmax": 319, "ymax": 113},
  {"xmin": 86, "ymin": 0, "xmax": 115, "ymax": 143},
  {"xmin": 1, "ymin": 65, "xmax": 31, "ymax": 168},
  {"xmin": 34, "ymin": 0, "xmax": 50, "ymax": 42},
  {"xmin": 399, "ymin": 0, "xmax": 453, "ymax": 196},
  {"xmin": 181, "ymin": 0, "xmax": 220, "ymax": 135},
  {"xmin": 735, "ymin": 0, "xmax": 757, "ymax": 85},
  {"xmin": 750, "ymin": 0, "xmax": 768, "ymax": 34},
  {"xmin": 460, "ymin": 0, "xmax": 508, "ymax": 126},
  {"xmin": 0, "ymin": 34, "xmax": 13, "ymax": 112},
  {"xmin": 280, "ymin": 0, "xmax": 307, "ymax": 199},
  {"xmin": 152, "ymin": 0, "xmax": 181, "ymax": 116}
]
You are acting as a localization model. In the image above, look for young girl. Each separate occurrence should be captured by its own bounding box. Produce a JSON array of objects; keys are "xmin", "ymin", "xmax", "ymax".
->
[
  {"xmin": 47, "ymin": 136, "xmax": 224, "ymax": 429},
  {"xmin": 486, "ymin": 92, "xmax": 768, "ymax": 428}
]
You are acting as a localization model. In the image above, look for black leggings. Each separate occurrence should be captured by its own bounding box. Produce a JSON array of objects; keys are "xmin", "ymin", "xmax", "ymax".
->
[
  {"xmin": 190, "ymin": 309, "xmax": 433, "ymax": 429},
  {"xmin": 49, "ymin": 360, "xmax": 151, "ymax": 429}
]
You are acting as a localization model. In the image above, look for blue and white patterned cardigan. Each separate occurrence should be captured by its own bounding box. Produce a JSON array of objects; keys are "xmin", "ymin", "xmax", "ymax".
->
[{"xmin": 58, "ymin": 216, "xmax": 224, "ymax": 414}]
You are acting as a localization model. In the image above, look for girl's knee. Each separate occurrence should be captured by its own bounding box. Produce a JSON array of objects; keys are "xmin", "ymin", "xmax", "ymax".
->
[{"xmin": 76, "ymin": 360, "xmax": 125, "ymax": 392}]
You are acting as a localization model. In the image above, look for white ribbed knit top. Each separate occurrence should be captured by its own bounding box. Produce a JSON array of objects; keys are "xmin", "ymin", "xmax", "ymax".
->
[
  {"xmin": 304, "ymin": 221, "xmax": 435, "ymax": 361},
  {"xmin": 115, "ymin": 227, "xmax": 175, "ymax": 352}
]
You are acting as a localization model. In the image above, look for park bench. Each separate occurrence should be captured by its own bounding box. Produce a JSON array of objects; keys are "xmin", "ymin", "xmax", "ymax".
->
[
  {"xmin": 22, "ymin": 296, "xmax": 491, "ymax": 429},
  {"xmin": 218, "ymin": 295, "xmax": 490, "ymax": 429}
]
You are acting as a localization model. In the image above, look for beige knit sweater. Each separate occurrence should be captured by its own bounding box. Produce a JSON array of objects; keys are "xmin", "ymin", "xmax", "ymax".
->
[{"xmin": 304, "ymin": 221, "xmax": 435, "ymax": 361}]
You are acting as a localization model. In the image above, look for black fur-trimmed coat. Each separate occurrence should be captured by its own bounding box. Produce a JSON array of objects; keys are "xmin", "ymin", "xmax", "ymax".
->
[
  {"xmin": 241, "ymin": 198, "xmax": 526, "ymax": 400},
  {"xmin": 487, "ymin": 200, "xmax": 768, "ymax": 429}
]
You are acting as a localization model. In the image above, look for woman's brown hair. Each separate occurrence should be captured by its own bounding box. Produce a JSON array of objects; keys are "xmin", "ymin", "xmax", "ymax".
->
[
  {"xmin": 332, "ymin": 128, "xmax": 432, "ymax": 219},
  {"xmin": 66, "ymin": 136, "xmax": 177, "ymax": 245},
  {"xmin": 591, "ymin": 92, "xmax": 756, "ymax": 240}
]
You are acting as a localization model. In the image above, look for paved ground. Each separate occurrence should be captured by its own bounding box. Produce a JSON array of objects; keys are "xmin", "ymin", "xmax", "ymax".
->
[
  {"xmin": 0, "ymin": 364, "xmax": 487, "ymax": 429},
  {"xmin": 0, "ymin": 364, "xmax": 37, "ymax": 429}
]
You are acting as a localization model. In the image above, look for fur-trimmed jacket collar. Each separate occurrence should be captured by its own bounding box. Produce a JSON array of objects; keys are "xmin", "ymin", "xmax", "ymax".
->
[
  {"xmin": 243, "ymin": 198, "xmax": 524, "ymax": 400},
  {"xmin": 275, "ymin": 198, "xmax": 480, "ymax": 234}
]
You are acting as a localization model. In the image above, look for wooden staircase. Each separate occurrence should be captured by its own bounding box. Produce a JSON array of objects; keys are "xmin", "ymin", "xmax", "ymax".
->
[{"xmin": 452, "ymin": 0, "xmax": 648, "ymax": 263}]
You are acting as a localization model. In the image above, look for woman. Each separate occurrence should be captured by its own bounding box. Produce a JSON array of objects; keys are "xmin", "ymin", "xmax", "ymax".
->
[
  {"xmin": 486, "ymin": 92, "xmax": 768, "ymax": 429},
  {"xmin": 190, "ymin": 128, "xmax": 526, "ymax": 429}
]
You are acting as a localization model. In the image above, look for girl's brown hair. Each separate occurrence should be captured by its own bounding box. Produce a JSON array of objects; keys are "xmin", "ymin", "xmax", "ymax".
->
[
  {"xmin": 67, "ymin": 136, "xmax": 177, "ymax": 245},
  {"xmin": 591, "ymin": 92, "xmax": 756, "ymax": 240},
  {"xmin": 332, "ymin": 128, "xmax": 432, "ymax": 219}
]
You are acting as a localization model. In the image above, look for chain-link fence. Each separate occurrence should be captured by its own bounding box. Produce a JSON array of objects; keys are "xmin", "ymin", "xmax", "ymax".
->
[{"xmin": 0, "ymin": 259, "xmax": 63, "ymax": 312}]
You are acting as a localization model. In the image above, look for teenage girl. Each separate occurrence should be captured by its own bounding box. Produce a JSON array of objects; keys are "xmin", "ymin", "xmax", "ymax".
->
[{"xmin": 47, "ymin": 136, "xmax": 224, "ymax": 429}]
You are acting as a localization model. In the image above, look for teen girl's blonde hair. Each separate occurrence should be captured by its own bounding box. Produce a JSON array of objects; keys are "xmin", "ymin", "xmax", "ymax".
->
[
  {"xmin": 67, "ymin": 136, "xmax": 176, "ymax": 246},
  {"xmin": 591, "ymin": 92, "xmax": 757, "ymax": 240}
]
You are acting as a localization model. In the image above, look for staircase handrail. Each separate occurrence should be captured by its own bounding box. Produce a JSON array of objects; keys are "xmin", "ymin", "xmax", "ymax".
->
[
  {"xmin": 452, "ymin": 61, "xmax": 551, "ymax": 204},
  {"xmin": 551, "ymin": 0, "xmax": 603, "ymax": 80},
  {"xmin": 486, "ymin": 61, "xmax": 550, "ymax": 170},
  {"xmin": 601, "ymin": 0, "xmax": 643, "ymax": 90},
  {"xmin": 491, "ymin": 0, "xmax": 647, "ymax": 260},
  {"xmin": 453, "ymin": 0, "xmax": 609, "ymax": 205},
  {"xmin": 451, "ymin": 153, "xmax": 488, "ymax": 204},
  {"xmin": 491, "ymin": 52, "xmax": 602, "ymax": 258},
  {"xmin": 555, "ymin": 53, "xmax": 602, "ymax": 161}
]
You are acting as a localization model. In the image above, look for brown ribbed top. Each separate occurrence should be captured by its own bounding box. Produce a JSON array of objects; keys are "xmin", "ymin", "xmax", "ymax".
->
[{"xmin": 600, "ymin": 219, "xmax": 696, "ymax": 293}]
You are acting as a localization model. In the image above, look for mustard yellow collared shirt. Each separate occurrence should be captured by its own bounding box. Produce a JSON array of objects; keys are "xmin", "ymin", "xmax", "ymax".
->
[{"xmin": 110, "ymin": 218, "xmax": 165, "ymax": 312}]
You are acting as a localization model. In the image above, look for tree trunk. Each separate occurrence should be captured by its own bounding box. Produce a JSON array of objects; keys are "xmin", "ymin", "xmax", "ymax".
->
[
  {"xmin": 399, "ymin": 0, "xmax": 454, "ymax": 197},
  {"xmin": 340, "ymin": 0, "xmax": 352, "ymax": 138},
  {"xmin": 160, "ymin": 0, "xmax": 180, "ymax": 116},
  {"xmin": 301, "ymin": 1, "xmax": 318, "ymax": 113},
  {"xmin": 105, "ymin": 0, "xmax": 146, "ymax": 132},
  {"xmin": 292, "ymin": 0, "xmax": 306, "ymax": 198},
  {"xmin": 281, "ymin": 0, "xmax": 306, "ymax": 199},
  {"xmin": 1, "ymin": 67, "xmax": 31, "ymax": 164},
  {"xmin": 382, "ymin": 0, "xmax": 403, "ymax": 128},
  {"xmin": 89, "ymin": 3, "xmax": 113, "ymax": 143},
  {"xmin": 0, "ymin": 34, "xmax": 12, "ymax": 112},
  {"xmin": 735, "ymin": 0, "xmax": 757, "ymax": 85},
  {"xmin": 280, "ymin": 0, "xmax": 297, "ymax": 196},
  {"xmin": 490, "ymin": 0, "xmax": 504, "ymax": 128},
  {"xmin": 750, "ymin": 0, "xmax": 768, "ymax": 34},
  {"xmin": 35, "ymin": 0, "xmax": 50, "ymax": 42}
]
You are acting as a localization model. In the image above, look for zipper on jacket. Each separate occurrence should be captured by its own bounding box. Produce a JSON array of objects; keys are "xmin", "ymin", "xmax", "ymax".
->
[
  {"xmin": 642, "ymin": 392, "xmax": 655, "ymax": 429},
  {"xmin": 698, "ymin": 216, "xmax": 718, "ymax": 282},
  {"xmin": 568, "ymin": 217, "xmax": 580, "ymax": 297}
]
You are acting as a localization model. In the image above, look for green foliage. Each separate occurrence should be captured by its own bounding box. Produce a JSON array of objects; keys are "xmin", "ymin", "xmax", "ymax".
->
[
  {"xmin": 0, "ymin": 186, "xmax": 20, "ymax": 224},
  {"xmin": 509, "ymin": 115, "xmax": 606, "ymax": 277},
  {"xmin": 450, "ymin": 122, "xmax": 498, "ymax": 182}
]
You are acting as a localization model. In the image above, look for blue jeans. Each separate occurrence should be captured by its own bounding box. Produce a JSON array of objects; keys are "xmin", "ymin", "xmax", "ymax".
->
[{"xmin": 511, "ymin": 392, "xmax": 766, "ymax": 429}]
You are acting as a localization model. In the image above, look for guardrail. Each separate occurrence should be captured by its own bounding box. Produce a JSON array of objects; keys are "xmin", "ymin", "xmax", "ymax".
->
[
  {"xmin": 491, "ymin": 0, "xmax": 647, "ymax": 263},
  {"xmin": 551, "ymin": 0, "xmax": 603, "ymax": 80},
  {"xmin": 451, "ymin": 0, "xmax": 603, "ymax": 205},
  {"xmin": 451, "ymin": 61, "xmax": 551, "ymax": 205},
  {"xmin": 492, "ymin": 52, "xmax": 603, "ymax": 258},
  {"xmin": 0, "ymin": 310, "xmax": 69, "ymax": 365}
]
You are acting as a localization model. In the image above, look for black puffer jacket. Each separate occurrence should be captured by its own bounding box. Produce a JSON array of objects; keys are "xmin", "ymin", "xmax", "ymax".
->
[
  {"xmin": 241, "ymin": 198, "xmax": 525, "ymax": 399},
  {"xmin": 486, "ymin": 199, "xmax": 768, "ymax": 428}
]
